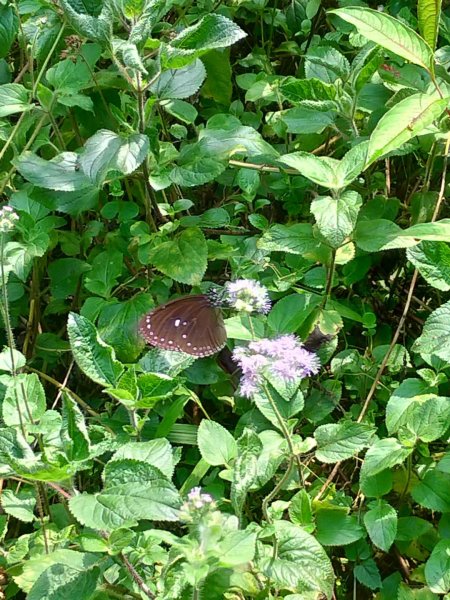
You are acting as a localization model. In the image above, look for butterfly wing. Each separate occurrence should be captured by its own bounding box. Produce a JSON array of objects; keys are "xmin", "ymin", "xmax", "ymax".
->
[{"xmin": 139, "ymin": 295, "xmax": 227, "ymax": 357}]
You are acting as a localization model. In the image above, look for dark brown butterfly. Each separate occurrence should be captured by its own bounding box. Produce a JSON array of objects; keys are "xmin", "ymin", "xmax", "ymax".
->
[{"xmin": 139, "ymin": 293, "xmax": 227, "ymax": 357}]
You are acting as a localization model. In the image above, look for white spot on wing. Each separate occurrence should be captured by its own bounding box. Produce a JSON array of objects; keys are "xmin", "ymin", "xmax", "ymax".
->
[{"xmin": 174, "ymin": 319, "xmax": 181, "ymax": 327}]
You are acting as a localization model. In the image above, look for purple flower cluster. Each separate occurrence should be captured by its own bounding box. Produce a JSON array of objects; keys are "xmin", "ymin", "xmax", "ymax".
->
[
  {"xmin": 0, "ymin": 205, "xmax": 19, "ymax": 233},
  {"xmin": 232, "ymin": 334, "xmax": 320, "ymax": 397},
  {"xmin": 224, "ymin": 279, "xmax": 271, "ymax": 314},
  {"xmin": 179, "ymin": 487, "xmax": 215, "ymax": 522}
]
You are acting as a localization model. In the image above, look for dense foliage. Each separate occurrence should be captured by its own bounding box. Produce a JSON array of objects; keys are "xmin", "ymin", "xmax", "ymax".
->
[{"xmin": 1, "ymin": 0, "xmax": 450, "ymax": 598}]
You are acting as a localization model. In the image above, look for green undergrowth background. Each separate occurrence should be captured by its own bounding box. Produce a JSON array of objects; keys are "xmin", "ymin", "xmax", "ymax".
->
[{"xmin": 0, "ymin": 0, "xmax": 450, "ymax": 598}]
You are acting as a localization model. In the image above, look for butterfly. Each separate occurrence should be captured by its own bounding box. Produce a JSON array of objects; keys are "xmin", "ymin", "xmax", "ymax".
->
[{"xmin": 139, "ymin": 291, "xmax": 227, "ymax": 357}]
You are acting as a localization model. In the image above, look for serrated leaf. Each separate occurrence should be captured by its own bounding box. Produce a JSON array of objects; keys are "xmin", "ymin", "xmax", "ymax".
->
[
  {"xmin": 330, "ymin": 7, "xmax": 434, "ymax": 71},
  {"xmin": 151, "ymin": 59, "xmax": 206, "ymax": 99},
  {"xmin": 0, "ymin": 5, "xmax": 18, "ymax": 58},
  {"xmin": 260, "ymin": 520, "xmax": 334, "ymax": 598},
  {"xmin": 280, "ymin": 76, "xmax": 337, "ymax": 103},
  {"xmin": 360, "ymin": 438, "xmax": 413, "ymax": 479},
  {"xmin": 0, "ymin": 84, "xmax": 32, "ymax": 117},
  {"xmin": 257, "ymin": 223, "xmax": 324, "ymax": 257},
  {"xmin": 407, "ymin": 241, "xmax": 450, "ymax": 291},
  {"xmin": 2, "ymin": 373, "xmax": 46, "ymax": 428},
  {"xmin": 197, "ymin": 420, "xmax": 237, "ymax": 466},
  {"xmin": 412, "ymin": 299, "xmax": 450, "ymax": 362},
  {"xmin": 69, "ymin": 461, "xmax": 181, "ymax": 530},
  {"xmin": 113, "ymin": 39, "xmax": 147, "ymax": 73},
  {"xmin": 316, "ymin": 508, "xmax": 364, "ymax": 546},
  {"xmin": 311, "ymin": 191, "xmax": 362, "ymax": 248},
  {"xmin": 218, "ymin": 529, "xmax": 257, "ymax": 568},
  {"xmin": 28, "ymin": 563, "xmax": 100, "ymax": 600},
  {"xmin": 364, "ymin": 501, "xmax": 397, "ymax": 552},
  {"xmin": 149, "ymin": 227, "xmax": 207, "ymax": 285},
  {"xmin": 424, "ymin": 539, "xmax": 450, "ymax": 593},
  {"xmin": 386, "ymin": 378, "xmax": 450, "ymax": 442},
  {"xmin": 67, "ymin": 312, "xmax": 123, "ymax": 387},
  {"xmin": 14, "ymin": 549, "xmax": 100, "ymax": 594},
  {"xmin": 15, "ymin": 152, "xmax": 93, "ymax": 192},
  {"xmin": 58, "ymin": 0, "xmax": 113, "ymax": 43},
  {"xmin": 61, "ymin": 393, "xmax": 90, "ymax": 462},
  {"xmin": 315, "ymin": 421, "xmax": 376, "ymax": 463},
  {"xmin": 84, "ymin": 249, "xmax": 123, "ymax": 298},
  {"xmin": 411, "ymin": 469, "xmax": 450, "ymax": 512},
  {"xmin": 268, "ymin": 292, "xmax": 321, "ymax": 334},
  {"xmin": 79, "ymin": 129, "xmax": 149, "ymax": 186},
  {"xmin": 162, "ymin": 14, "xmax": 246, "ymax": 68},
  {"xmin": 112, "ymin": 439, "xmax": 175, "ymax": 479},
  {"xmin": 1, "ymin": 489, "xmax": 36, "ymax": 522}
]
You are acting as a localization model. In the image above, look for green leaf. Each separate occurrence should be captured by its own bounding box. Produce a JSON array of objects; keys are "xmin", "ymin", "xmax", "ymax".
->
[
  {"xmin": 412, "ymin": 299, "xmax": 450, "ymax": 362},
  {"xmin": 305, "ymin": 45, "xmax": 350, "ymax": 83},
  {"xmin": 411, "ymin": 468, "xmax": 450, "ymax": 512},
  {"xmin": 311, "ymin": 191, "xmax": 362, "ymax": 248},
  {"xmin": 61, "ymin": 393, "xmax": 90, "ymax": 462},
  {"xmin": 201, "ymin": 49, "xmax": 233, "ymax": 105},
  {"xmin": 253, "ymin": 386, "xmax": 304, "ymax": 431},
  {"xmin": 360, "ymin": 469, "xmax": 393, "ymax": 498},
  {"xmin": 139, "ymin": 347, "xmax": 195, "ymax": 376},
  {"xmin": 418, "ymin": 0, "xmax": 442, "ymax": 51},
  {"xmin": 197, "ymin": 420, "xmax": 237, "ymax": 466},
  {"xmin": 113, "ymin": 38, "xmax": 147, "ymax": 73},
  {"xmin": 424, "ymin": 539, "xmax": 450, "ymax": 593},
  {"xmin": 354, "ymin": 559, "xmax": 382, "ymax": 591},
  {"xmin": 366, "ymin": 93, "xmax": 447, "ymax": 166},
  {"xmin": 84, "ymin": 249, "xmax": 123, "ymax": 298},
  {"xmin": 2, "ymin": 373, "xmax": 46, "ymax": 428},
  {"xmin": 46, "ymin": 59, "xmax": 91, "ymax": 93},
  {"xmin": 0, "ymin": 83, "xmax": 32, "ymax": 117},
  {"xmin": 224, "ymin": 314, "xmax": 265, "ymax": 340},
  {"xmin": 80, "ymin": 130, "xmax": 149, "ymax": 186},
  {"xmin": 315, "ymin": 421, "xmax": 376, "ymax": 463},
  {"xmin": 260, "ymin": 520, "xmax": 335, "ymax": 598},
  {"xmin": 161, "ymin": 99, "xmax": 198, "ymax": 124},
  {"xmin": 386, "ymin": 378, "xmax": 450, "ymax": 442},
  {"xmin": 151, "ymin": 59, "xmax": 206, "ymax": 99},
  {"xmin": 330, "ymin": 7, "xmax": 434, "ymax": 71},
  {"xmin": 149, "ymin": 227, "xmax": 207, "ymax": 285},
  {"xmin": 49, "ymin": 258, "xmax": 91, "ymax": 299},
  {"xmin": 364, "ymin": 501, "xmax": 397, "ymax": 552},
  {"xmin": 15, "ymin": 152, "xmax": 93, "ymax": 192},
  {"xmin": 231, "ymin": 429, "xmax": 262, "ymax": 517},
  {"xmin": 218, "ymin": 529, "xmax": 257, "ymax": 568},
  {"xmin": 28, "ymin": 563, "xmax": 100, "ymax": 600},
  {"xmin": 135, "ymin": 372, "xmax": 178, "ymax": 406},
  {"xmin": 257, "ymin": 223, "xmax": 325, "ymax": 258},
  {"xmin": 278, "ymin": 105, "xmax": 336, "ymax": 135},
  {"xmin": 98, "ymin": 293, "xmax": 154, "ymax": 362},
  {"xmin": 0, "ymin": 5, "xmax": 18, "ymax": 58},
  {"xmin": 280, "ymin": 152, "xmax": 339, "ymax": 188},
  {"xmin": 112, "ymin": 439, "xmax": 175, "ymax": 479},
  {"xmin": 67, "ymin": 312, "xmax": 123, "ymax": 387},
  {"xmin": 407, "ymin": 241, "xmax": 450, "ymax": 291},
  {"xmin": 396, "ymin": 516, "xmax": 433, "ymax": 541},
  {"xmin": 14, "ymin": 550, "xmax": 100, "ymax": 595},
  {"xmin": 59, "ymin": 0, "xmax": 113, "ymax": 43},
  {"xmin": 69, "ymin": 461, "xmax": 181, "ymax": 530},
  {"xmin": 354, "ymin": 219, "xmax": 450, "ymax": 252},
  {"xmin": 360, "ymin": 438, "xmax": 413, "ymax": 479},
  {"xmin": 280, "ymin": 76, "xmax": 337, "ymax": 103},
  {"xmin": 268, "ymin": 293, "xmax": 322, "ymax": 334},
  {"xmin": 162, "ymin": 14, "xmax": 246, "ymax": 69},
  {"xmin": 289, "ymin": 489, "xmax": 313, "ymax": 531},
  {"xmin": 1, "ymin": 489, "xmax": 36, "ymax": 522},
  {"xmin": 315, "ymin": 508, "xmax": 364, "ymax": 546}
]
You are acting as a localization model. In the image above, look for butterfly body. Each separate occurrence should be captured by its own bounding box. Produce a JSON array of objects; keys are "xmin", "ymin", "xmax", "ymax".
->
[{"xmin": 139, "ymin": 294, "xmax": 227, "ymax": 357}]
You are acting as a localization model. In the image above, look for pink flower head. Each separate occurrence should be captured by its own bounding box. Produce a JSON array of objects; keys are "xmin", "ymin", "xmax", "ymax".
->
[
  {"xmin": 232, "ymin": 334, "xmax": 320, "ymax": 398},
  {"xmin": 225, "ymin": 279, "xmax": 271, "ymax": 314}
]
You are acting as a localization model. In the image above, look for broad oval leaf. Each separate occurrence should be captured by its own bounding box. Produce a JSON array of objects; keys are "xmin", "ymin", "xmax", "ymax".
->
[
  {"xmin": 311, "ymin": 191, "xmax": 362, "ymax": 248},
  {"xmin": 412, "ymin": 299, "xmax": 450, "ymax": 362},
  {"xmin": 67, "ymin": 312, "xmax": 123, "ymax": 387},
  {"xmin": 148, "ymin": 227, "xmax": 207, "ymax": 285},
  {"xmin": 364, "ymin": 501, "xmax": 397, "ymax": 552},
  {"xmin": 425, "ymin": 539, "xmax": 450, "ymax": 593},
  {"xmin": 198, "ymin": 420, "xmax": 238, "ymax": 466},
  {"xmin": 407, "ymin": 241, "xmax": 450, "ymax": 291},
  {"xmin": 0, "ymin": 83, "xmax": 32, "ymax": 117},
  {"xmin": 315, "ymin": 421, "xmax": 376, "ymax": 463}
]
